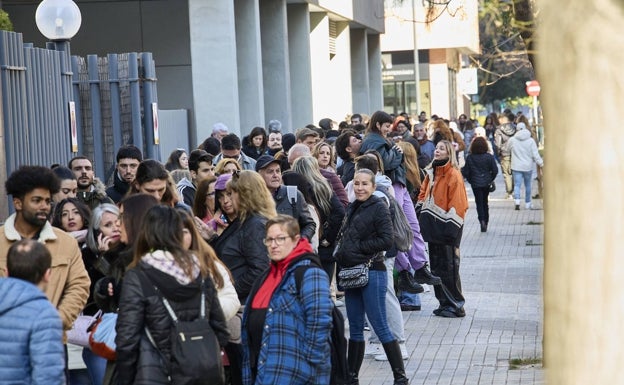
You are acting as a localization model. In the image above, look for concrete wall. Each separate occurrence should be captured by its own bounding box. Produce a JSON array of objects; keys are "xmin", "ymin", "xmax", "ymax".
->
[{"xmin": 3, "ymin": 0, "xmax": 387, "ymax": 143}]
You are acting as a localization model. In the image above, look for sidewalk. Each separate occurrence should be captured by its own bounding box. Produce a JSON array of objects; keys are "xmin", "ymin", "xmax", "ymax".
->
[{"xmin": 357, "ymin": 172, "xmax": 544, "ymax": 384}]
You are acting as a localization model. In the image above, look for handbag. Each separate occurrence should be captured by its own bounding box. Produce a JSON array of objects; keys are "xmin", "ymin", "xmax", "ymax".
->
[
  {"xmin": 419, "ymin": 176, "xmax": 464, "ymax": 244},
  {"xmin": 67, "ymin": 310, "xmax": 102, "ymax": 347},
  {"xmin": 489, "ymin": 181, "xmax": 496, "ymax": 193},
  {"xmin": 89, "ymin": 312, "xmax": 118, "ymax": 360},
  {"xmin": 337, "ymin": 261, "xmax": 371, "ymax": 290}
]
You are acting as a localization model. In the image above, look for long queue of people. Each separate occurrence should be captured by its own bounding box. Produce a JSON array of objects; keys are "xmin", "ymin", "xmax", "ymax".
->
[{"xmin": 1, "ymin": 109, "xmax": 528, "ymax": 385}]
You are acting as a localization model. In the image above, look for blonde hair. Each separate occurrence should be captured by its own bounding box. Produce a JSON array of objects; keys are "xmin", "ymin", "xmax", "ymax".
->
[
  {"xmin": 433, "ymin": 140, "xmax": 460, "ymax": 170},
  {"xmin": 311, "ymin": 141, "xmax": 336, "ymax": 170},
  {"xmin": 397, "ymin": 141, "xmax": 422, "ymax": 190},
  {"xmin": 215, "ymin": 158, "xmax": 241, "ymax": 175},
  {"xmin": 227, "ymin": 170, "xmax": 277, "ymax": 222},
  {"xmin": 291, "ymin": 156, "xmax": 333, "ymax": 216}
]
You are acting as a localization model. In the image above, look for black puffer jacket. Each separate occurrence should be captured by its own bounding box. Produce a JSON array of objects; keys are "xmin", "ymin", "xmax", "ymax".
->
[
  {"xmin": 116, "ymin": 262, "xmax": 229, "ymax": 385},
  {"xmin": 211, "ymin": 214, "xmax": 269, "ymax": 302},
  {"xmin": 334, "ymin": 195, "xmax": 393, "ymax": 268},
  {"xmin": 462, "ymin": 152, "xmax": 498, "ymax": 189}
]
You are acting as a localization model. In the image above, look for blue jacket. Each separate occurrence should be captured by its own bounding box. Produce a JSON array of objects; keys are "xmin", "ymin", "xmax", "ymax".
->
[
  {"xmin": 0, "ymin": 277, "xmax": 65, "ymax": 385},
  {"xmin": 360, "ymin": 132, "xmax": 407, "ymax": 186},
  {"xmin": 241, "ymin": 257, "xmax": 332, "ymax": 385}
]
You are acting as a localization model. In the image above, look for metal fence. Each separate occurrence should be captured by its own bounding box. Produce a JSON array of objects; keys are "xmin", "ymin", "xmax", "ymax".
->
[{"xmin": 0, "ymin": 30, "xmax": 160, "ymax": 188}]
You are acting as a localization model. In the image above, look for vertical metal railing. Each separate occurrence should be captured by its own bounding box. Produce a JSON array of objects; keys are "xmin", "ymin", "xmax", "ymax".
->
[{"xmin": 0, "ymin": 30, "xmax": 161, "ymax": 192}]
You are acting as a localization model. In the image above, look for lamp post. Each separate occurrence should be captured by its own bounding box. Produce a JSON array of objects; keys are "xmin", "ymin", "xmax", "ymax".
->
[
  {"xmin": 35, "ymin": 0, "xmax": 82, "ymax": 155},
  {"xmin": 35, "ymin": 0, "xmax": 82, "ymax": 52}
]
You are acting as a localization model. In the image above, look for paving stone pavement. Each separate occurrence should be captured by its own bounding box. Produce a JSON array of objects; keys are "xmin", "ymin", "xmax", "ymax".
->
[{"xmin": 355, "ymin": 170, "xmax": 544, "ymax": 385}]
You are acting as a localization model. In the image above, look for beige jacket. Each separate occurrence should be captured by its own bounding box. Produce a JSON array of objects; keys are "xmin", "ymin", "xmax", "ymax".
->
[{"xmin": 0, "ymin": 214, "xmax": 90, "ymax": 330}]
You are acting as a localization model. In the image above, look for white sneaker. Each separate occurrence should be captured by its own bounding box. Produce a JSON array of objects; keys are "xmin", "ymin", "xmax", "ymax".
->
[
  {"xmin": 364, "ymin": 343, "xmax": 382, "ymax": 358},
  {"xmin": 374, "ymin": 343, "xmax": 409, "ymax": 361},
  {"xmin": 334, "ymin": 299, "xmax": 344, "ymax": 307},
  {"xmin": 525, "ymin": 202, "xmax": 532, "ymax": 209}
]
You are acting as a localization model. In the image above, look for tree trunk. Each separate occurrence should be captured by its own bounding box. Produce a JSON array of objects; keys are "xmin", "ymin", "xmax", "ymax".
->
[{"xmin": 540, "ymin": 0, "xmax": 624, "ymax": 383}]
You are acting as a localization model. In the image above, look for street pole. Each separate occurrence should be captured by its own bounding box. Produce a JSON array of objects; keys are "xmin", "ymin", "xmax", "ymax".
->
[{"xmin": 412, "ymin": 0, "xmax": 421, "ymax": 116}]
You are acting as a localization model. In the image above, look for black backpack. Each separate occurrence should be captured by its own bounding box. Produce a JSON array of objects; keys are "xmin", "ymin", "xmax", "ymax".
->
[
  {"xmin": 294, "ymin": 261, "xmax": 349, "ymax": 385},
  {"xmin": 146, "ymin": 279, "xmax": 225, "ymax": 385}
]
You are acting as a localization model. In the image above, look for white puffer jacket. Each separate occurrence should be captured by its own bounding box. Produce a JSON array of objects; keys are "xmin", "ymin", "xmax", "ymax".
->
[{"xmin": 509, "ymin": 128, "xmax": 543, "ymax": 172}]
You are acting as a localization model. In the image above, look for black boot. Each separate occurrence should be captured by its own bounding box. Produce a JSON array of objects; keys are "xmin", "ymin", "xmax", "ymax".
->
[
  {"xmin": 413, "ymin": 263, "xmax": 442, "ymax": 285},
  {"xmin": 347, "ymin": 340, "xmax": 365, "ymax": 385},
  {"xmin": 480, "ymin": 220, "xmax": 487, "ymax": 232},
  {"xmin": 397, "ymin": 270, "xmax": 424, "ymax": 293},
  {"xmin": 382, "ymin": 340, "xmax": 409, "ymax": 385}
]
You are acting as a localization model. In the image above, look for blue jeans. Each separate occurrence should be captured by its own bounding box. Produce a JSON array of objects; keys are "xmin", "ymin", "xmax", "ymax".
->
[
  {"xmin": 82, "ymin": 347, "xmax": 106, "ymax": 385},
  {"xmin": 512, "ymin": 170, "xmax": 533, "ymax": 203},
  {"xmin": 368, "ymin": 258, "xmax": 405, "ymax": 344},
  {"xmin": 345, "ymin": 269, "xmax": 394, "ymax": 343}
]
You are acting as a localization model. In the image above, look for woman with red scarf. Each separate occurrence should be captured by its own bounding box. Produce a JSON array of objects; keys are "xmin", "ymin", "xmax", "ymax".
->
[{"xmin": 241, "ymin": 215, "xmax": 333, "ymax": 385}]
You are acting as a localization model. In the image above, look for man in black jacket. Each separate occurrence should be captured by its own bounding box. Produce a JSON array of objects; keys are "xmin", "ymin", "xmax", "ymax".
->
[
  {"xmin": 255, "ymin": 155, "xmax": 316, "ymax": 241},
  {"xmin": 105, "ymin": 145, "xmax": 142, "ymax": 203}
]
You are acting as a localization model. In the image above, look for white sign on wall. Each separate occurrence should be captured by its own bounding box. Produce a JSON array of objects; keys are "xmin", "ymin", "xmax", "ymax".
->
[{"xmin": 459, "ymin": 67, "xmax": 478, "ymax": 95}]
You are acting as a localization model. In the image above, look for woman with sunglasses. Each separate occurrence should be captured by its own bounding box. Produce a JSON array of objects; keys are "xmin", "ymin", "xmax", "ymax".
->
[
  {"xmin": 241, "ymin": 215, "xmax": 332, "ymax": 384},
  {"xmin": 210, "ymin": 170, "xmax": 277, "ymax": 385}
]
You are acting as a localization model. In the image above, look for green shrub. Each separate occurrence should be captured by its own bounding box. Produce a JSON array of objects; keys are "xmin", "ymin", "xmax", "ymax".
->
[{"xmin": 0, "ymin": 9, "xmax": 14, "ymax": 32}]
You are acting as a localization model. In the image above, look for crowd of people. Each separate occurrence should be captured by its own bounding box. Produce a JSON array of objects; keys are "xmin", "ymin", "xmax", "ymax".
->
[{"xmin": 0, "ymin": 109, "xmax": 542, "ymax": 385}]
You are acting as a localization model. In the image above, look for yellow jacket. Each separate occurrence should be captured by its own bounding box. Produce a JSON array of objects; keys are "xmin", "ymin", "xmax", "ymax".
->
[
  {"xmin": 418, "ymin": 161, "xmax": 469, "ymax": 219},
  {"xmin": 0, "ymin": 214, "xmax": 90, "ymax": 330}
]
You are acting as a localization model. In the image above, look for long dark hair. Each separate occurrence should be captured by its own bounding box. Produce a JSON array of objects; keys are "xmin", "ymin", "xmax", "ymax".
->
[
  {"xmin": 118, "ymin": 193, "xmax": 159, "ymax": 244},
  {"xmin": 132, "ymin": 205, "xmax": 195, "ymax": 279},
  {"xmin": 51, "ymin": 197, "xmax": 91, "ymax": 231},
  {"xmin": 192, "ymin": 176, "xmax": 217, "ymax": 220}
]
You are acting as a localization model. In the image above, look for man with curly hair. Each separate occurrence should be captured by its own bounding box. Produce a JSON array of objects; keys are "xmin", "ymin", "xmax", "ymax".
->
[{"xmin": 0, "ymin": 165, "xmax": 90, "ymax": 335}]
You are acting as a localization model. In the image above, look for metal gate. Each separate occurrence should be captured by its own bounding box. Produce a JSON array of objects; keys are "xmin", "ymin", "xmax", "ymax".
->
[{"xmin": 0, "ymin": 29, "xmax": 160, "ymax": 216}]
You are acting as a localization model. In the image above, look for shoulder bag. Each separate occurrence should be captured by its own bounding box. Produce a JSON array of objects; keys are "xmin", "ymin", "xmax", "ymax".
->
[
  {"xmin": 337, "ymin": 261, "xmax": 371, "ymax": 290},
  {"xmin": 67, "ymin": 310, "xmax": 102, "ymax": 347},
  {"xmin": 89, "ymin": 312, "xmax": 118, "ymax": 360}
]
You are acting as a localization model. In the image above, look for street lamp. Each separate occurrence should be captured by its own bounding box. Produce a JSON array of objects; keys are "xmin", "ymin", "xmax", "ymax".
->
[
  {"xmin": 35, "ymin": 0, "xmax": 82, "ymax": 44},
  {"xmin": 35, "ymin": 0, "xmax": 82, "ymax": 155}
]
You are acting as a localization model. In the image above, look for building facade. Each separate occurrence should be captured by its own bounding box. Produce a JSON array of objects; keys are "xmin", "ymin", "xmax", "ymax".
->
[
  {"xmin": 3, "ymin": 0, "xmax": 385, "ymax": 143},
  {"xmin": 380, "ymin": 0, "xmax": 479, "ymax": 120}
]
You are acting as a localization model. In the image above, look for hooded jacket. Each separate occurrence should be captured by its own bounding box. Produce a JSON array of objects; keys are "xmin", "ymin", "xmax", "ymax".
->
[
  {"xmin": 116, "ymin": 261, "xmax": 229, "ymax": 385},
  {"xmin": 106, "ymin": 172, "xmax": 130, "ymax": 203},
  {"xmin": 0, "ymin": 278, "xmax": 65, "ymax": 385},
  {"xmin": 0, "ymin": 214, "xmax": 90, "ymax": 331},
  {"xmin": 359, "ymin": 132, "xmax": 407, "ymax": 186},
  {"xmin": 509, "ymin": 128, "xmax": 544, "ymax": 172},
  {"xmin": 78, "ymin": 178, "xmax": 114, "ymax": 211},
  {"xmin": 494, "ymin": 122, "xmax": 517, "ymax": 157}
]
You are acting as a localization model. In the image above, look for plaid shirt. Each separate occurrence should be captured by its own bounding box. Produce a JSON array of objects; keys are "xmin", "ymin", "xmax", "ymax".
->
[{"xmin": 242, "ymin": 259, "xmax": 332, "ymax": 385}]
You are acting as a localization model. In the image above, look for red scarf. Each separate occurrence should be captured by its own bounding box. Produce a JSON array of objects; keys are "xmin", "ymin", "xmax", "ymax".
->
[{"xmin": 251, "ymin": 238, "xmax": 313, "ymax": 309}]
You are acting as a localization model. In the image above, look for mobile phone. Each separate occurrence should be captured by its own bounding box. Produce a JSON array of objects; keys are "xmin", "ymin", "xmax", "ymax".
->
[{"xmin": 220, "ymin": 214, "xmax": 229, "ymax": 224}]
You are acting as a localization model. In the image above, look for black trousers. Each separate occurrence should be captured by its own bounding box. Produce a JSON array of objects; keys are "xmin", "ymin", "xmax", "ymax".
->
[
  {"xmin": 429, "ymin": 236, "xmax": 465, "ymax": 312},
  {"xmin": 472, "ymin": 186, "xmax": 491, "ymax": 224}
]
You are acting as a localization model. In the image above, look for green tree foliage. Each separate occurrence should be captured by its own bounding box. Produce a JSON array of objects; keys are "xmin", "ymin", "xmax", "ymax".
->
[
  {"xmin": 474, "ymin": 0, "xmax": 537, "ymax": 105},
  {"xmin": 0, "ymin": 9, "xmax": 14, "ymax": 32}
]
